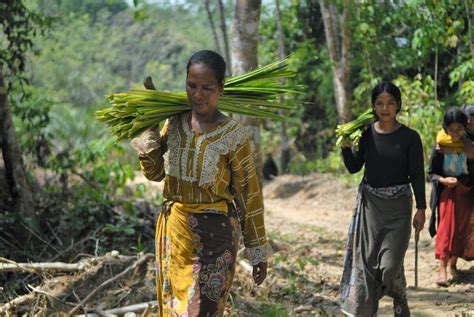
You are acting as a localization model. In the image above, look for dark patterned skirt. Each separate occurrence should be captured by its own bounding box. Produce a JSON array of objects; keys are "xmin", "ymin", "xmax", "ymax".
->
[
  {"xmin": 340, "ymin": 183, "xmax": 413, "ymax": 316},
  {"xmin": 155, "ymin": 202, "xmax": 240, "ymax": 316}
]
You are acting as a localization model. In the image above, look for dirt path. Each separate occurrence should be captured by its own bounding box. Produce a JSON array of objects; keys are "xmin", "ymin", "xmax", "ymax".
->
[{"xmin": 262, "ymin": 173, "xmax": 474, "ymax": 316}]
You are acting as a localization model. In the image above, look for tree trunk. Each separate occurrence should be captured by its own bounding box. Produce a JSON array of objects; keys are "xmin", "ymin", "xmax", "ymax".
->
[
  {"xmin": 465, "ymin": 0, "xmax": 473, "ymax": 57},
  {"xmin": 217, "ymin": 0, "xmax": 231, "ymax": 75},
  {"xmin": 231, "ymin": 0, "xmax": 263, "ymax": 181},
  {"xmin": 275, "ymin": 0, "xmax": 290, "ymax": 174},
  {"xmin": 231, "ymin": 0, "xmax": 261, "ymax": 74},
  {"xmin": 320, "ymin": 0, "xmax": 352, "ymax": 123},
  {"xmin": 434, "ymin": 45, "xmax": 438, "ymax": 101},
  {"xmin": 0, "ymin": 66, "xmax": 34, "ymax": 217},
  {"xmin": 204, "ymin": 0, "xmax": 222, "ymax": 55}
]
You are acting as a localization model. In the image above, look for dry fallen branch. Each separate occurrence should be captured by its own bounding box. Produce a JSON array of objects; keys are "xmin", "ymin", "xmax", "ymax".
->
[
  {"xmin": 0, "ymin": 293, "xmax": 36, "ymax": 314},
  {"xmin": 238, "ymin": 259, "xmax": 253, "ymax": 274},
  {"xmin": 141, "ymin": 302, "xmax": 154, "ymax": 317},
  {"xmin": 68, "ymin": 253, "xmax": 154, "ymax": 315},
  {"xmin": 236, "ymin": 247, "xmax": 253, "ymax": 274},
  {"xmin": 28, "ymin": 284, "xmax": 76, "ymax": 307},
  {"xmin": 0, "ymin": 254, "xmax": 146, "ymax": 315},
  {"xmin": 74, "ymin": 301, "xmax": 157, "ymax": 316},
  {"xmin": 0, "ymin": 261, "xmax": 84, "ymax": 273},
  {"xmin": 21, "ymin": 223, "xmax": 61, "ymax": 254},
  {"xmin": 51, "ymin": 226, "xmax": 102, "ymax": 262}
]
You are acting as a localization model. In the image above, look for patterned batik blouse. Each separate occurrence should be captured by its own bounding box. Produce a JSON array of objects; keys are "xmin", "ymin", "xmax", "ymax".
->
[{"xmin": 137, "ymin": 111, "xmax": 270, "ymax": 264}]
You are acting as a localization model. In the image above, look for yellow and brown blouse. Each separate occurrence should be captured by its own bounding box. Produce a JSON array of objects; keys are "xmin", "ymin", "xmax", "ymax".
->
[{"xmin": 134, "ymin": 111, "xmax": 270, "ymax": 264}]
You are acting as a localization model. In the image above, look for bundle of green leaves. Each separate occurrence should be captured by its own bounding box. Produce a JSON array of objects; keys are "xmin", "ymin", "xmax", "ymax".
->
[
  {"xmin": 335, "ymin": 109, "xmax": 375, "ymax": 148},
  {"xmin": 97, "ymin": 58, "xmax": 301, "ymax": 140}
]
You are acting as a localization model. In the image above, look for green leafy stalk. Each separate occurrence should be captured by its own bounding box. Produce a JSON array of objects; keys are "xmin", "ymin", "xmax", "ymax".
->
[
  {"xmin": 97, "ymin": 57, "xmax": 301, "ymax": 140},
  {"xmin": 335, "ymin": 109, "xmax": 375, "ymax": 148}
]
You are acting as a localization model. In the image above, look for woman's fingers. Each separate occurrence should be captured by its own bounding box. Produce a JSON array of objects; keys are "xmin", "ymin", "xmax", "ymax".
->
[
  {"xmin": 143, "ymin": 76, "xmax": 156, "ymax": 90},
  {"xmin": 253, "ymin": 262, "xmax": 268, "ymax": 285},
  {"xmin": 413, "ymin": 209, "xmax": 426, "ymax": 234}
]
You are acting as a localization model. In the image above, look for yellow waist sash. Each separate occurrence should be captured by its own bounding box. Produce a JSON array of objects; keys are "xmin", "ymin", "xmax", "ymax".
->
[{"xmin": 165, "ymin": 200, "xmax": 229, "ymax": 214}]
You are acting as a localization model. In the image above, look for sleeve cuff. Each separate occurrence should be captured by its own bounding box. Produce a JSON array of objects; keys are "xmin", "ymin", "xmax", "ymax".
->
[
  {"xmin": 130, "ymin": 134, "xmax": 160, "ymax": 155},
  {"xmin": 243, "ymin": 242, "xmax": 273, "ymax": 265}
]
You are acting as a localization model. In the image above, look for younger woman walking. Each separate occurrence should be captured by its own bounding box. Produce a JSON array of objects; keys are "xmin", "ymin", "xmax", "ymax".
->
[{"xmin": 340, "ymin": 82, "xmax": 426, "ymax": 317}]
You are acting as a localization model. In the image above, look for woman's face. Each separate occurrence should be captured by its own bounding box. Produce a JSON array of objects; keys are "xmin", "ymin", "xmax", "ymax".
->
[
  {"xmin": 186, "ymin": 63, "xmax": 223, "ymax": 116},
  {"xmin": 467, "ymin": 114, "xmax": 474, "ymax": 133},
  {"xmin": 446, "ymin": 122, "xmax": 465, "ymax": 142},
  {"xmin": 373, "ymin": 91, "xmax": 399, "ymax": 122}
]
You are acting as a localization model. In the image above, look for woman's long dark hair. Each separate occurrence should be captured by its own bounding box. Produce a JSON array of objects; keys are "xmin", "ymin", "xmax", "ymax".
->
[
  {"xmin": 371, "ymin": 81, "xmax": 402, "ymax": 113},
  {"xmin": 442, "ymin": 107, "xmax": 467, "ymax": 131}
]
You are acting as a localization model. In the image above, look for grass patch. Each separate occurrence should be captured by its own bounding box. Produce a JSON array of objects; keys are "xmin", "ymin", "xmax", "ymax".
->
[{"xmin": 254, "ymin": 303, "xmax": 289, "ymax": 317}]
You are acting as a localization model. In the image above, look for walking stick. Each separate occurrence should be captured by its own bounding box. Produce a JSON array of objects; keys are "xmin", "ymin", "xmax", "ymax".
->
[{"xmin": 414, "ymin": 227, "xmax": 419, "ymax": 289}]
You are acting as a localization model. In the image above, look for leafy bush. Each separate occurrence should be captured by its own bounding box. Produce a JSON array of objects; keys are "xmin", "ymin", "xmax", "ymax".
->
[
  {"xmin": 288, "ymin": 150, "xmax": 362, "ymax": 186},
  {"xmin": 394, "ymin": 74, "xmax": 444, "ymax": 162}
]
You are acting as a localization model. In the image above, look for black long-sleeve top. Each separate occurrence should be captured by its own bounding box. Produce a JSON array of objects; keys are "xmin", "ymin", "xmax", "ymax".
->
[
  {"xmin": 342, "ymin": 124, "xmax": 426, "ymax": 209},
  {"xmin": 468, "ymin": 131, "xmax": 474, "ymax": 185}
]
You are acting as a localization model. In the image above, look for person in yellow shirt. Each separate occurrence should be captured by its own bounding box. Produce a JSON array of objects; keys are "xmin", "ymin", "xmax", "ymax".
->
[
  {"xmin": 130, "ymin": 50, "xmax": 270, "ymax": 316},
  {"xmin": 428, "ymin": 107, "xmax": 473, "ymax": 286}
]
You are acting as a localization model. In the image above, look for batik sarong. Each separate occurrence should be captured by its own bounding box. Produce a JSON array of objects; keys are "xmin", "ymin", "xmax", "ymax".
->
[
  {"xmin": 340, "ymin": 183, "xmax": 412, "ymax": 316},
  {"xmin": 156, "ymin": 202, "xmax": 241, "ymax": 316}
]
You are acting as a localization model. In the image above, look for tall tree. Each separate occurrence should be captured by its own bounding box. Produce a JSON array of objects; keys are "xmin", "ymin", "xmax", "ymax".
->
[
  {"xmin": 0, "ymin": 1, "xmax": 46, "ymax": 217},
  {"xmin": 204, "ymin": 0, "xmax": 222, "ymax": 55},
  {"xmin": 217, "ymin": 0, "xmax": 231, "ymax": 73},
  {"xmin": 275, "ymin": 0, "xmax": 290, "ymax": 173},
  {"xmin": 0, "ymin": 69, "xmax": 34, "ymax": 216},
  {"xmin": 320, "ymin": 0, "xmax": 352, "ymax": 123},
  {"xmin": 231, "ymin": 0, "xmax": 263, "ymax": 180}
]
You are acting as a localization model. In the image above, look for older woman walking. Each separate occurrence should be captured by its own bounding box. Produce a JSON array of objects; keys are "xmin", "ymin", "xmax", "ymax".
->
[{"xmin": 131, "ymin": 50, "xmax": 271, "ymax": 316}]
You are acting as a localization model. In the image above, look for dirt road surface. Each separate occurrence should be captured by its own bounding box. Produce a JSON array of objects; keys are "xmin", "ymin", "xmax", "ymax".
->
[{"xmin": 262, "ymin": 173, "xmax": 473, "ymax": 317}]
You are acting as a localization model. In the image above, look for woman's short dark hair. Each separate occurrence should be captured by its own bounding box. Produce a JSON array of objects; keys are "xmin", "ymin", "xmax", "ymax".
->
[
  {"xmin": 371, "ymin": 82, "xmax": 402, "ymax": 113},
  {"xmin": 442, "ymin": 107, "xmax": 467, "ymax": 131},
  {"xmin": 463, "ymin": 104, "xmax": 474, "ymax": 117},
  {"xmin": 186, "ymin": 50, "xmax": 226, "ymax": 84}
]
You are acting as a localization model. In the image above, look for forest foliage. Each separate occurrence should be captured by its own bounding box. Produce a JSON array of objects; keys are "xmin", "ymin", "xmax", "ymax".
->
[{"xmin": 0, "ymin": 0, "xmax": 472, "ymax": 291}]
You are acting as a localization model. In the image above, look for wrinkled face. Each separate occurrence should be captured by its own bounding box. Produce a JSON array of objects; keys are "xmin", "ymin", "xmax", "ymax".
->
[
  {"xmin": 186, "ymin": 63, "xmax": 223, "ymax": 116},
  {"xmin": 446, "ymin": 122, "xmax": 465, "ymax": 142},
  {"xmin": 373, "ymin": 91, "xmax": 399, "ymax": 122}
]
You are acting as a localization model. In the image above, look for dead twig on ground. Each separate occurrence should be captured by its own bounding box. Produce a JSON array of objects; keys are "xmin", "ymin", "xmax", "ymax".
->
[
  {"xmin": 67, "ymin": 253, "xmax": 154, "ymax": 315},
  {"xmin": 52, "ymin": 226, "xmax": 102, "ymax": 262},
  {"xmin": 72, "ymin": 290, "xmax": 87, "ymax": 315},
  {"xmin": 46, "ymin": 221, "xmax": 63, "ymax": 247},
  {"xmin": 21, "ymin": 223, "xmax": 61, "ymax": 254},
  {"xmin": 0, "ymin": 261, "xmax": 84, "ymax": 273},
  {"xmin": 0, "ymin": 293, "xmax": 35, "ymax": 314},
  {"xmin": 141, "ymin": 302, "xmax": 153, "ymax": 317},
  {"xmin": 238, "ymin": 259, "xmax": 253, "ymax": 274},
  {"xmin": 236, "ymin": 247, "xmax": 253, "ymax": 274},
  {"xmin": 28, "ymin": 284, "xmax": 76, "ymax": 307},
  {"xmin": 74, "ymin": 301, "xmax": 157, "ymax": 316}
]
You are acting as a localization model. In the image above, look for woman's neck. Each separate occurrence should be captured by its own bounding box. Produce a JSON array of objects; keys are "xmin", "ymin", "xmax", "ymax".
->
[
  {"xmin": 190, "ymin": 110, "xmax": 225, "ymax": 133},
  {"xmin": 191, "ymin": 110, "xmax": 221, "ymax": 124},
  {"xmin": 375, "ymin": 120, "xmax": 400, "ymax": 133}
]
